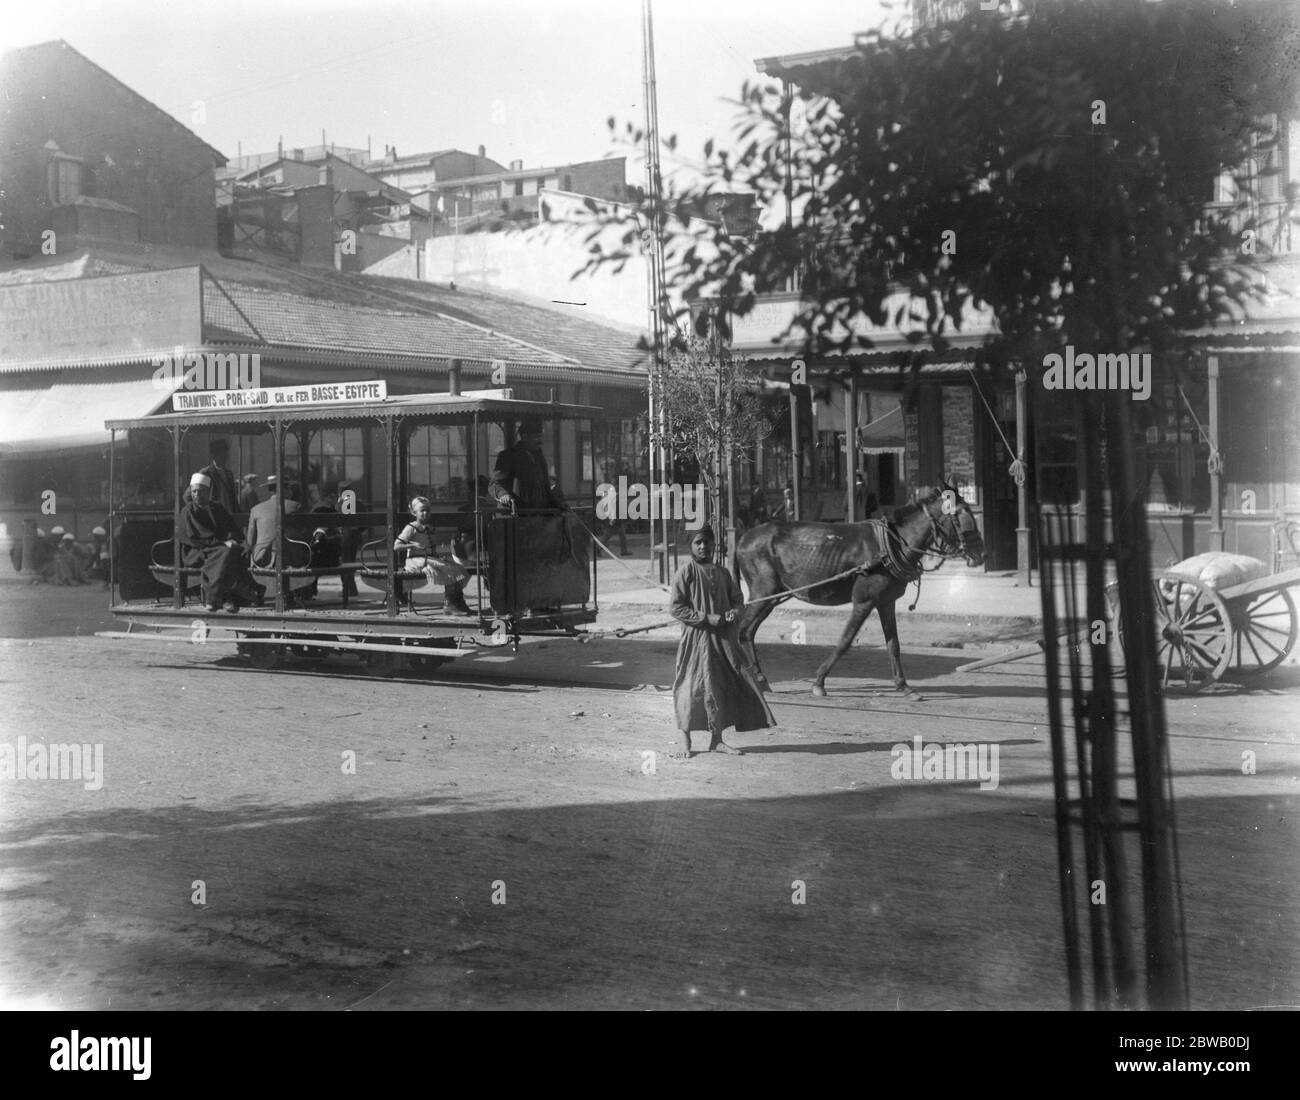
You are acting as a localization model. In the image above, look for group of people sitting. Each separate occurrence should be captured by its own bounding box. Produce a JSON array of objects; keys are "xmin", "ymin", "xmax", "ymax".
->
[
  {"xmin": 182, "ymin": 417, "xmax": 566, "ymax": 615},
  {"xmin": 17, "ymin": 524, "xmax": 111, "ymax": 585}
]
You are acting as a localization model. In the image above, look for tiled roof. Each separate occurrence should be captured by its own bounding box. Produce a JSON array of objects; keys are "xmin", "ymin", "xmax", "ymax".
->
[
  {"xmin": 0, "ymin": 243, "xmax": 648, "ymax": 380},
  {"xmin": 345, "ymin": 273, "xmax": 649, "ymax": 378},
  {"xmin": 201, "ymin": 280, "xmax": 574, "ymax": 369}
]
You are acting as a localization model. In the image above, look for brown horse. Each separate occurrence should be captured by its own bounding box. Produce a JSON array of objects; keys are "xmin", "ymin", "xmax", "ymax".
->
[{"xmin": 735, "ymin": 485, "xmax": 985, "ymax": 700}]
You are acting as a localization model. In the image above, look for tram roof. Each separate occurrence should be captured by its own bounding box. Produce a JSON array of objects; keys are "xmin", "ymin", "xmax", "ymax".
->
[{"xmin": 105, "ymin": 391, "xmax": 602, "ymax": 431}]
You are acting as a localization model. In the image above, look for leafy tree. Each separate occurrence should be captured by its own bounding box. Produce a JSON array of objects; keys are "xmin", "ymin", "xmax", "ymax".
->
[
  {"xmin": 579, "ymin": 0, "xmax": 1299, "ymax": 363},
  {"xmin": 657, "ymin": 330, "xmax": 771, "ymax": 559}
]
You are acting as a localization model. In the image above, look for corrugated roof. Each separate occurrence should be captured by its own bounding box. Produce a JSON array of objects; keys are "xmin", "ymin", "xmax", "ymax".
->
[{"xmin": 106, "ymin": 392, "xmax": 601, "ymax": 431}]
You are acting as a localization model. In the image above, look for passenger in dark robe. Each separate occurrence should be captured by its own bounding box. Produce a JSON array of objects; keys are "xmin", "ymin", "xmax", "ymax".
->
[
  {"xmin": 179, "ymin": 473, "xmax": 257, "ymax": 612},
  {"xmin": 669, "ymin": 526, "xmax": 773, "ymax": 758},
  {"xmin": 490, "ymin": 417, "xmax": 565, "ymax": 511}
]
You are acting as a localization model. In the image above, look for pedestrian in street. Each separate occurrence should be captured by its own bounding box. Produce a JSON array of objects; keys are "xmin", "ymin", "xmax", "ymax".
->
[
  {"xmin": 668, "ymin": 525, "xmax": 773, "ymax": 759},
  {"xmin": 774, "ymin": 485, "xmax": 796, "ymax": 522}
]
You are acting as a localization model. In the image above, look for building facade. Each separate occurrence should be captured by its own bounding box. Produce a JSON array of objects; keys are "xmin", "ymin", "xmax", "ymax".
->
[{"xmin": 0, "ymin": 40, "xmax": 225, "ymax": 260}]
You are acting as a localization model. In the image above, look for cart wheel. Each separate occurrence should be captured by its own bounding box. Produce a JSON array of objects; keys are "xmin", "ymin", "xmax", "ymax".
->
[
  {"xmin": 1142, "ymin": 573, "xmax": 1232, "ymax": 693},
  {"xmin": 1229, "ymin": 587, "xmax": 1297, "ymax": 676}
]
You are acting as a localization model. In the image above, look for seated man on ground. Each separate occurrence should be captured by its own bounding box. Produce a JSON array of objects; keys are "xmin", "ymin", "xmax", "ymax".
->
[
  {"xmin": 179, "ymin": 472, "xmax": 260, "ymax": 613},
  {"xmin": 394, "ymin": 496, "xmax": 472, "ymax": 614},
  {"xmin": 52, "ymin": 532, "xmax": 89, "ymax": 585}
]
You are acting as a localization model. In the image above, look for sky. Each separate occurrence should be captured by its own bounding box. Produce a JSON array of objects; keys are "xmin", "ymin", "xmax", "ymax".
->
[{"xmin": 1, "ymin": 0, "xmax": 889, "ymax": 186}]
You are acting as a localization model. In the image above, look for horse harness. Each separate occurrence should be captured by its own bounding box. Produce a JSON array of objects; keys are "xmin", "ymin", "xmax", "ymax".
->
[{"xmin": 865, "ymin": 504, "xmax": 965, "ymax": 609}]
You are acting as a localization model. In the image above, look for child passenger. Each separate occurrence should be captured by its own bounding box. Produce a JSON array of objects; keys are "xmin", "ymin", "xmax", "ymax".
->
[
  {"xmin": 394, "ymin": 496, "xmax": 472, "ymax": 614},
  {"xmin": 668, "ymin": 525, "xmax": 774, "ymax": 758}
]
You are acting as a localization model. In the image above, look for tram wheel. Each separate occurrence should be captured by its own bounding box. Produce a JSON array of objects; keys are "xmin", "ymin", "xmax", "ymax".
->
[
  {"xmin": 363, "ymin": 648, "xmax": 401, "ymax": 677},
  {"xmin": 407, "ymin": 653, "xmax": 452, "ymax": 676},
  {"xmin": 247, "ymin": 639, "xmax": 284, "ymax": 670},
  {"xmin": 290, "ymin": 643, "xmax": 333, "ymax": 666}
]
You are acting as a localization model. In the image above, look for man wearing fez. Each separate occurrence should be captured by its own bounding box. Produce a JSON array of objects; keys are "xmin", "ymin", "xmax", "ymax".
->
[
  {"xmin": 180, "ymin": 472, "xmax": 259, "ymax": 613},
  {"xmin": 238, "ymin": 473, "xmax": 262, "ymax": 514},
  {"xmin": 490, "ymin": 417, "xmax": 566, "ymax": 512},
  {"xmin": 200, "ymin": 438, "xmax": 241, "ymax": 515}
]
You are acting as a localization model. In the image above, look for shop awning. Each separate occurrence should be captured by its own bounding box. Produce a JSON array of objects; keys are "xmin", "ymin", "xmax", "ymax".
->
[
  {"xmin": 0, "ymin": 378, "xmax": 177, "ymax": 455},
  {"xmin": 857, "ymin": 402, "xmax": 905, "ymax": 452}
]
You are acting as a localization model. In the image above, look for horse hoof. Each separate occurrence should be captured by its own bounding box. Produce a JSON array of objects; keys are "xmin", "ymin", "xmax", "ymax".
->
[{"xmin": 811, "ymin": 684, "xmax": 827, "ymax": 698}]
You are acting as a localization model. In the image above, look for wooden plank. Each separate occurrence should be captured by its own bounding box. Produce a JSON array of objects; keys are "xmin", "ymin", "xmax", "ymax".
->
[{"xmin": 1216, "ymin": 567, "xmax": 1300, "ymax": 602}]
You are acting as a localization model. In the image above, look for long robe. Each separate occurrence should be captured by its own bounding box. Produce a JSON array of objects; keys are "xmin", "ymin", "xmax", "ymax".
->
[
  {"xmin": 178, "ymin": 500, "xmax": 255, "ymax": 606},
  {"xmin": 670, "ymin": 559, "xmax": 775, "ymax": 734}
]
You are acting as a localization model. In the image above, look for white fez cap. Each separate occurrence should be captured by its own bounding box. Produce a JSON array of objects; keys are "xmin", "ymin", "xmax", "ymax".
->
[
  {"xmin": 92, "ymin": 526, "xmax": 107, "ymax": 537},
  {"xmin": 51, "ymin": 526, "xmax": 66, "ymax": 536},
  {"xmin": 62, "ymin": 533, "xmax": 75, "ymax": 541},
  {"xmin": 190, "ymin": 473, "xmax": 212, "ymax": 487}
]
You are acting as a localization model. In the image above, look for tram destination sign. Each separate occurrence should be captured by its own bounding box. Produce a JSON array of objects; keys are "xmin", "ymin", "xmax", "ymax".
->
[{"xmin": 172, "ymin": 380, "xmax": 388, "ymax": 412}]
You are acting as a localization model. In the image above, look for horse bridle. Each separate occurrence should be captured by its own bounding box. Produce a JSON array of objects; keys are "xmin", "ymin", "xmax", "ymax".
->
[{"xmin": 877, "ymin": 494, "xmax": 968, "ymax": 584}]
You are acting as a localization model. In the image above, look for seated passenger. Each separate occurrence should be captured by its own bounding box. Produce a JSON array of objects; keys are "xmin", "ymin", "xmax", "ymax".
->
[
  {"xmin": 394, "ymin": 496, "xmax": 472, "ymax": 615},
  {"xmin": 245, "ymin": 478, "xmax": 300, "ymax": 568},
  {"xmin": 179, "ymin": 472, "xmax": 259, "ymax": 613}
]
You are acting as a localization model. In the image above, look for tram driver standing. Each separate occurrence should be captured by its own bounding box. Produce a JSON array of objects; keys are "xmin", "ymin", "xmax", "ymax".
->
[
  {"xmin": 180, "ymin": 472, "xmax": 260, "ymax": 613},
  {"xmin": 490, "ymin": 417, "xmax": 566, "ymax": 512}
]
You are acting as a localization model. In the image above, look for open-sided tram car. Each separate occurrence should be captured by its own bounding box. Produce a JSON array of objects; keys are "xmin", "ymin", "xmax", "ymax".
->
[{"xmin": 102, "ymin": 386, "xmax": 600, "ymax": 675}]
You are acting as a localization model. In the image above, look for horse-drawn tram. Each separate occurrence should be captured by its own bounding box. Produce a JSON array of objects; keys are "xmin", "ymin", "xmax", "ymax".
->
[{"xmin": 101, "ymin": 382, "xmax": 598, "ymax": 675}]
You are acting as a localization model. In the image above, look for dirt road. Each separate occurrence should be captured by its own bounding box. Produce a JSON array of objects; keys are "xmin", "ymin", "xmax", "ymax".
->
[{"xmin": 0, "ymin": 584, "xmax": 1296, "ymax": 1010}]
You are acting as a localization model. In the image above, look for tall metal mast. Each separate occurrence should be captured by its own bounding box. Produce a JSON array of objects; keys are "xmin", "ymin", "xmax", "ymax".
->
[{"xmin": 642, "ymin": 0, "xmax": 672, "ymax": 582}]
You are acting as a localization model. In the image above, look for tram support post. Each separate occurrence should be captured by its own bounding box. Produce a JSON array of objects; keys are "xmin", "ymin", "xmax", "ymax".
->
[
  {"xmin": 273, "ymin": 421, "xmax": 286, "ymax": 614},
  {"xmin": 789, "ymin": 383, "xmax": 802, "ymax": 522},
  {"xmin": 384, "ymin": 415, "xmax": 398, "ymax": 617},
  {"xmin": 172, "ymin": 425, "xmax": 184, "ymax": 609}
]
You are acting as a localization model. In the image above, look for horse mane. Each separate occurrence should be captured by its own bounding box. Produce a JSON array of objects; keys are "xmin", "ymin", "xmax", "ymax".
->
[{"xmin": 884, "ymin": 488, "xmax": 942, "ymax": 530}]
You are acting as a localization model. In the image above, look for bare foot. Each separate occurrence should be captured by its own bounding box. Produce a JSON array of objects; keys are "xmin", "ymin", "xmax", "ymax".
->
[
  {"xmin": 708, "ymin": 737, "xmax": 742, "ymax": 755},
  {"xmin": 668, "ymin": 732, "xmax": 692, "ymax": 760}
]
